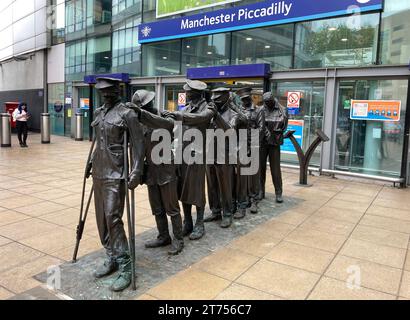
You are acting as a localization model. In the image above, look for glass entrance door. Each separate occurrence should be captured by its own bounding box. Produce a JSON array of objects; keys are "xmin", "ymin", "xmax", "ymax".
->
[
  {"xmin": 272, "ymin": 81, "xmax": 326, "ymax": 166},
  {"xmin": 335, "ymin": 79, "xmax": 408, "ymax": 177},
  {"xmin": 78, "ymin": 87, "xmax": 90, "ymax": 141}
]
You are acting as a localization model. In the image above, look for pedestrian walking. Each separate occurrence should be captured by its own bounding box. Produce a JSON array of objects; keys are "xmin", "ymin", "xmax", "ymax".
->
[{"xmin": 13, "ymin": 103, "xmax": 30, "ymax": 148}]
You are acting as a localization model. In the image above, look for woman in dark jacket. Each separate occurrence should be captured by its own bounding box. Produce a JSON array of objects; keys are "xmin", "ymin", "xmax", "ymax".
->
[{"xmin": 13, "ymin": 103, "xmax": 30, "ymax": 148}]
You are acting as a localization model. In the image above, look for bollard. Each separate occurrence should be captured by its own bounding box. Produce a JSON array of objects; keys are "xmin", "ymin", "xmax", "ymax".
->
[
  {"xmin": 41, "ymin": 113, "xmax": 51, "ymax": 144},
  {"xmin": 1, "ymin": 113, "xmax": 12, "ymax": 148},
  {"xmin": 284, "ymin": 128, "xmax": 330, "ymax": 186},
  {"xmin": 75, "ymin": 112, "xmax": 84, "ymax": 142}
]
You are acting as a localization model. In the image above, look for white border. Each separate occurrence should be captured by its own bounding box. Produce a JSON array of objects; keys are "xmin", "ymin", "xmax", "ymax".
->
[{"xmin": 156, "ymin": 0, "xmax": 241, "ymax": 19}]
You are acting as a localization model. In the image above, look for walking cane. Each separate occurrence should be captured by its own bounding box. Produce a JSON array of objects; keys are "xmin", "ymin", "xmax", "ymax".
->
[
  {"xmin": 124, "ymin": 131, "xmax": 137, "ymax": 291},
  {"xmin": 72, "ymin": 137, "xmax": 96, "ymax": 263}
]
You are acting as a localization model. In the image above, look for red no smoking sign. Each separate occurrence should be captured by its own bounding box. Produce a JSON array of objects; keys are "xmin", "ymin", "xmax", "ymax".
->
[
  {"xmin": 178, "ymin": 93, "xmax": 186, "ymax": 106},
  {"xmin": 287, "ymin": 91, "xmax": 301, "ymax": 109}
]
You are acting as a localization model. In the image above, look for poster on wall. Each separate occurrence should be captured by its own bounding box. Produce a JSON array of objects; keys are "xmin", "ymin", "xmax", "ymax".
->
[
  {"xmin": 281, "ymin": 120, "xmax": 304, "ymax": 155},
  {"xmin": 157, "ymin": 0, "xmax": 241, "ymax": 18},
  {"xmin": 80, "ymin": 98, "xmax": 90, "ymax": 110},
  {"xmin": 350, "ymin": 100, "xmax": 401, "ymax": 122}
]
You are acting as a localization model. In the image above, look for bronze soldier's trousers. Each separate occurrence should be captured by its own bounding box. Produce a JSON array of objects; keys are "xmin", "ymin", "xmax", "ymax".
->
[
  {"xmin": 260, "ymin": 144, "xmax": 283, "ymax": 197},
  {"xmin": 206, "ymin": 164, "xmax": 234, "ymax": 218},
  {"xmin": 148, "ymin": 180, "xmax": 180, "ymax": 217},
  {"xmin": 236, "ymin": 164, "xmax": 249, "ymax": 210},
  {"xmin": 248, "ymin": 169, "xmax": 261, "ymax": 203},
  {"xmin": 93, "ymin": 179, "xmax": 129, "ymax": 260}
]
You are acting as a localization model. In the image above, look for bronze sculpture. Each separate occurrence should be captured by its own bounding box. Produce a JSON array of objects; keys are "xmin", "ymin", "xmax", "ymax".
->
[
  {"xmin": 86, "ymin": 77, "xmax": 145, "ymax": 292},
  {"xmin": 128, "ymin": 90, "xmax": 184, "ymax": 256},
  {"xmin": 164, "ymin": 80, "xmax": 216, "ymax": 241},
  {"xmin": 204, "ymin": 88, "xmax": 246, "ymax": 228},
  {"xmin": 260, "ymin": 92, "xmax": 288, "ymax": 203},
  {"xmin": 236, "ymin": 88, "xmax": 265, "ymax": 214}
]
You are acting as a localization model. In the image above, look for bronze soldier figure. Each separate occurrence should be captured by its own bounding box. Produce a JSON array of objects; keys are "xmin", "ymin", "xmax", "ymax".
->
[
  {"xmin": 204, "ymin": 88, "xmax": 246, "ymax": 228},
  {"xmin": 86, "ymin": 77, "xmax": 144, "ymax": 292},
  {"xmin": 260, "ymin": 92, "xmax": 288, "ymax": 203},
  {"xmin": 236, "ymin": 88, "xmax": 265, "ymax": 215},
  {"xmin": 127, "ymin": 90, "xmax": 184, "ymax": 256},
  {"xmin": 174, "ymin": 80, "xmax": 215, "ymax": 240}
]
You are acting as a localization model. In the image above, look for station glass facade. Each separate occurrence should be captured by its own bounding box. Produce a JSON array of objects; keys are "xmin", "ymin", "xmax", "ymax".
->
[{"xmin": 59, "ymin": 0, "xmax": 410, "ymax": 182}]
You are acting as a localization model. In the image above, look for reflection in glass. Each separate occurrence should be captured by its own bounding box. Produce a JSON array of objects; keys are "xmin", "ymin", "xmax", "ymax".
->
[
  {"xmin": 142, "ymin": 40, "xmax": 181, "ymax": 76},
  {"xmin": 380, "ymin": 0, "xmax": 410, "ymax": 65},
  {"xmin": 295, "ymin": 13, "xmax": 379, "ymax": 68},
  {"xmin": 272, "ymin": 81, "xmax": 325, "ymax": 166},
  {"xmin": 181, "ymin": 33, "xmax": 230, "ymax": 73},
  {"xmin": 231, "ymin": 24, "xmax": 293, "ymax": 70},
  {"xmin": 335, "ymin": 79, "xmax": 408, "ymax": 177}
]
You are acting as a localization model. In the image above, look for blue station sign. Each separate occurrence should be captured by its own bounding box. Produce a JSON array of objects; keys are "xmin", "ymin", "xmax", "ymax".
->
[{"xmin": 138, "ymin": 0, "xmax": 383, "ymax": 44}]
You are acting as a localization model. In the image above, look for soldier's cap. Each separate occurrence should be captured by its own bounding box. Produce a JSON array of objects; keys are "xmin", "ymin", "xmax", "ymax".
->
[
  {"xmin": 132, "ymin": 90, "xmax": 156, "ymax": 107},
  {"xmin": 236, "ymin": 87, "xmax": 253, "ymax": 99},
  {"xmin": 183, "ymin": 79, "xmax": 207, "ymax": 92},
  {"xmin": 95, "ymin": 77, "xmax": 122, "ymax": 90},
  {"xmin": 211, "ymin": 87, "xmax": 230, "ymax": 99}
]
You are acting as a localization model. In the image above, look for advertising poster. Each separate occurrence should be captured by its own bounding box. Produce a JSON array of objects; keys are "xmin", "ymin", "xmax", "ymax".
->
[
  {"xmin": 350, "ymin": 100, "xmax": 401, "ymax": 122},
  {"xmin": 157, "ymin": 0, "xmax": 240, "ymax": 18},
  {"xmin": 281, "ymin": 120, "xmax": 304, "ymax": 154},
  {"xmin": 80, "ymin": 98, "xmax": 90, "ymax": 110}
]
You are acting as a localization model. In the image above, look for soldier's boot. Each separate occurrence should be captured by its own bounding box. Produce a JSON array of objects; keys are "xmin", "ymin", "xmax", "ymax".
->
[
  {"xmin": 110, "ymin": 256, "xmax": 132, "ymax": 292},
  {"xmin": 94, "ymin": 258, "xmax": 118, "ymax": 279},
  {"xmin": 276, "ymin": 194, "xmax": 284, "ymax": 204},
  {"xmin": 204, "ymin": 211, "xmax": 222, "ymax": 223},
  {"xmin": 221, "ymin": 213, "xmax": 233, "ymax": 229},
  {"xmin": 250, "ymin": 200, "xmax": 258, "ymax": 214},
  {"xmin": 190, "ymin": 207, "xmax": 206, "ymax": 241},
  {"xmin": 234, "ymin": 208, "xmax": 247, "ymax": 220},
  {"xmin": 182, "ymin": 204, "xmax": 194, "ymax": 237},
  {"xmin": 168, "ymin": 215, "xmax": 184, "ymax": 256},
  {"xmin": 145, "ymin": 215, "xmax": 172, "ymax": 248},
  {"xmin": 257, "ymin": 190, "xmax": 265, "ymax": 201}
]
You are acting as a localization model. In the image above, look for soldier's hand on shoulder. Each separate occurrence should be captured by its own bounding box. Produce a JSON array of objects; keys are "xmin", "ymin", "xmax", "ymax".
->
[{"xmin": 126, "ymin": 102, "xmax": 142, "ymax": 116}]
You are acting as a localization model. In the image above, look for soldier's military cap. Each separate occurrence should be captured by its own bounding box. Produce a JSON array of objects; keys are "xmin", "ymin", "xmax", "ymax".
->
[
  {"xmin": 211, "ymin": 87, "xmax": 230, "ymax": 99},
  {"xmin": 132, "ymin": 90, "xmax": 156, "ymax": 107},
  {"xmin": 95, "ymin": 77, "xmax": 122, "ymax": 90},
  {"xmin": 236, "ymin": 87, "xmax": 253, "ymax": 99},
  {"xmin": 183, "ymin": 79, "xmax": 208, "ymax": 92}
]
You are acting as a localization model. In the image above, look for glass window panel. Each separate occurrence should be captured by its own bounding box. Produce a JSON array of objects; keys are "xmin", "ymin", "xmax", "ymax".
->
[
  {"xmin": 142, "ymin": 40, "xmax": 181, "ymax": 76},
  {"xmin": 380, "ymin": 0, "xmax": 410, "ymax": 65},
  {"xmin": 231, "ymin": 24, "xmax": 293, "ymax": 70},
  {"xmin": 87, "ymin": 36, "xmax": 112, "ymax": 74},
  {"xmin": 272, "ymin": 81, "xmax": 325, "ymax": 166},
  {"xmin": 181, "ymin": 33, "xmax": 230, "ymax": 73},
  {"xmin": 335, "ymin": 79, "xmax": 408, "ymax": 177},
  {"xmin": 295, "ymin": 13, "xmax": 379, "ymax": 68}
]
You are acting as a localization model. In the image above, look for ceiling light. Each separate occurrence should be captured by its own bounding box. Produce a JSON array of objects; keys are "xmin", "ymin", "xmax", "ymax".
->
[
  {"xmin": 246, "ymin": 37, "xmax": 253, "ymax": 41},
  {"xmin": 186, "ymin": 45, "xmax": 191, "ymax": 48},
  {"xmin": 341, "ymin": 38, "xmax": 348, "ymax": 42},
  {"xmin": 265, "ymin": 45, "xmax": 271, "ymax": 49},
  {"xmin": 163, "ymin": 56, "xmax": 168, "ymax": 59},
  {"xmin": 328, "ymin": 27, "xmax": 337, "ymax": 31},
  {"xmin": 207, "ymin": 51, "xmax": 212, "ymax": 55}
]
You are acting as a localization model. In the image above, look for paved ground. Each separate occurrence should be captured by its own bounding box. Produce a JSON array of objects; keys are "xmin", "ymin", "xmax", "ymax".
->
[{"xmin": 0, "ymin": 134, "xmax": 410, "ymax": 300}]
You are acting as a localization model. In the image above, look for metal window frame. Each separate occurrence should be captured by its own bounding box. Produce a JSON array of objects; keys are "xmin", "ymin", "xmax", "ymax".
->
[{"xmin": 270, "ymin": 65, "xmax": 410, "ymax": 185}]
